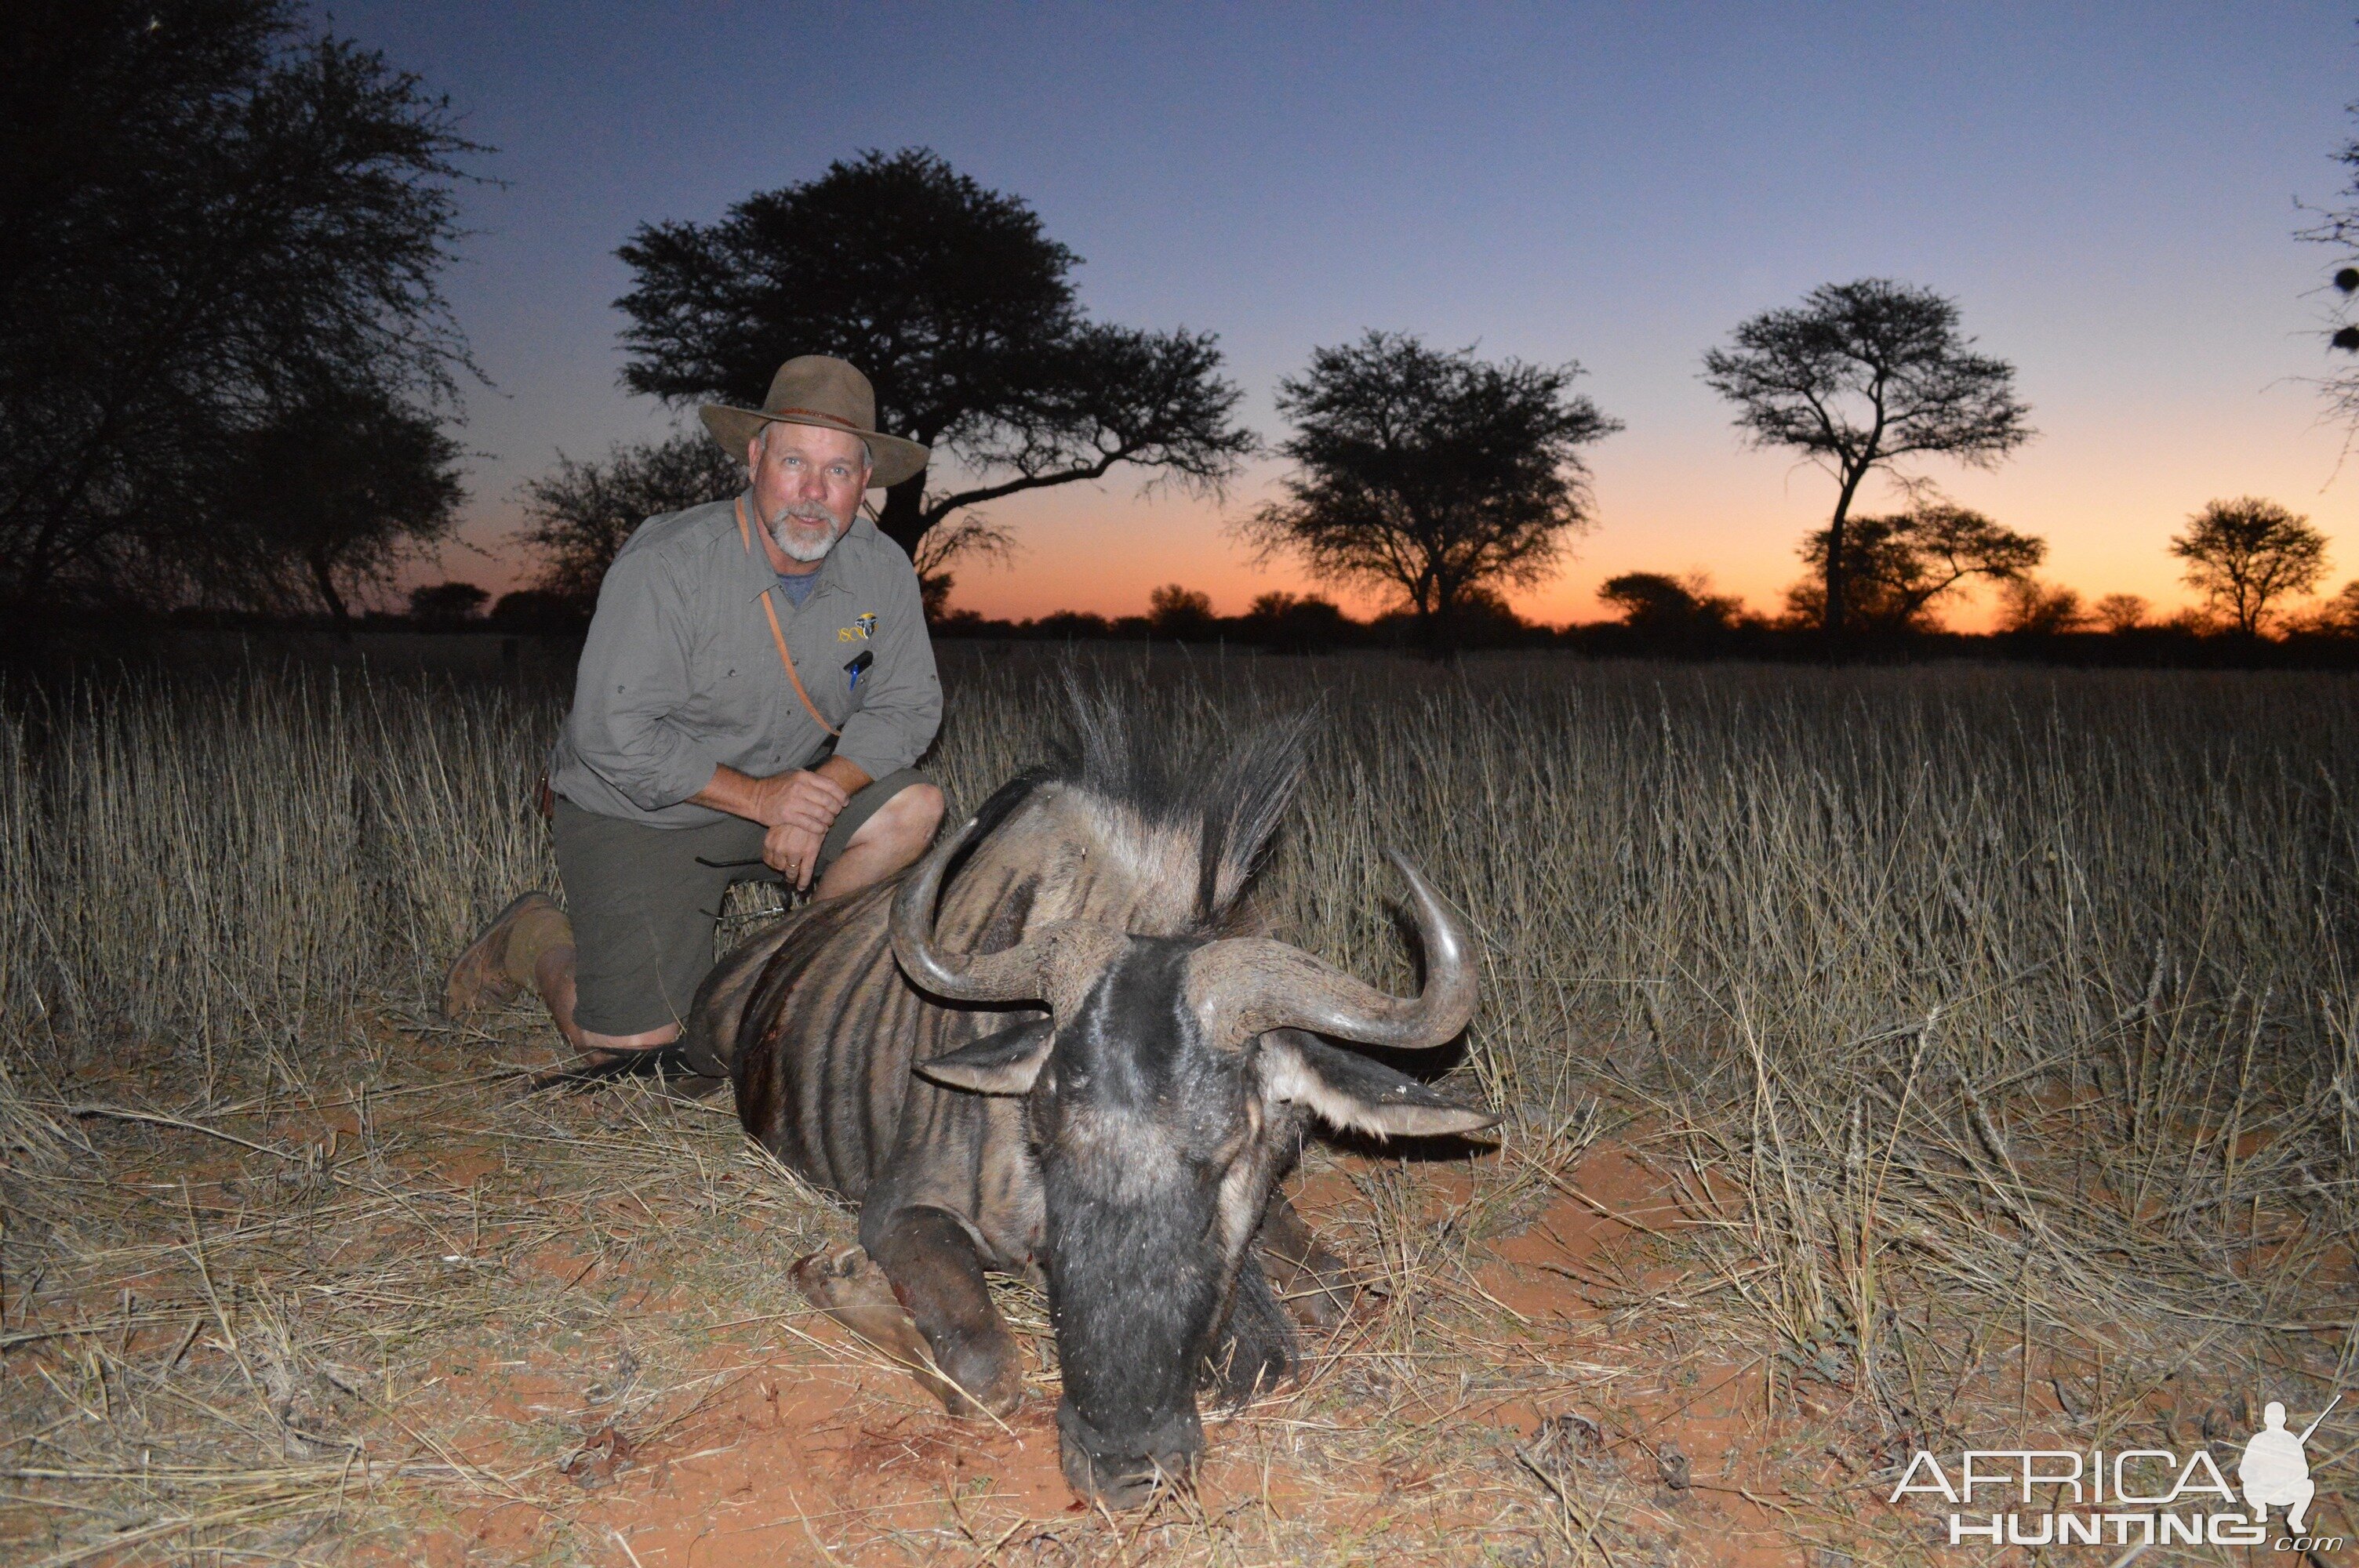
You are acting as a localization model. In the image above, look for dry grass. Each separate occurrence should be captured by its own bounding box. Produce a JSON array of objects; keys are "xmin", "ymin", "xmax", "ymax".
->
[{"xmin": 4, "ymin": 649, "xmax": 2357, "ymax": 1564}]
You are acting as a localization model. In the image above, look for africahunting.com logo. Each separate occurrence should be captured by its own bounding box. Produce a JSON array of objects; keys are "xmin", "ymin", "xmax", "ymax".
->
[{"xmin": 1891, "ymin": 1395, "xmax": 2342, "ymax": 1552}]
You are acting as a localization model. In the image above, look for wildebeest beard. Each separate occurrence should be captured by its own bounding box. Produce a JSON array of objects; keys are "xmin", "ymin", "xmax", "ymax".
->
[{"xmin": 1034, "ymin": 940, "xmax": 1298, "ymax": 1504}]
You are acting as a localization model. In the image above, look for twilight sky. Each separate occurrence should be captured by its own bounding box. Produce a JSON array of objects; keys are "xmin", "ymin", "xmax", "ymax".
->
[{"xmin": 335, "ymin": 1, "xmax": 2359, "ymax": 626}]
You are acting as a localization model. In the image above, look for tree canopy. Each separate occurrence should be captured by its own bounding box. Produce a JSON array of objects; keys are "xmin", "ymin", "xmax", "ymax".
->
[
  {"xmin": 1703, "ymin": 280, "xmax": 2033, "ymax": 640},
  {"xmin": 2298, "ymin": 93, "xmax": 2359, "ymax": 429},
  {"xmin": 612, "ymin": 149, "xmax": 1255, "ymax": 562},
  {"xmin": 1239, "ymin": 332, "xmax": 1619, "ymax": 655},
  {"xmin": 0, "ymin": 0, "xmax": 483, "ymax": 618},
  {"xmin": 1784, "ymin": 501, "xmax": 2045, "ymax": 633},
  {"xmin": 516, "ymin": 433, "xmax": 744, "ymax": 607},
  {"xmin": 2169, "ymin": 497, "xmax": 2329, "ymax": 636},
  {"xmin": 1599, "ymin": 572, "xmax": 1747, "ymax": 635}
]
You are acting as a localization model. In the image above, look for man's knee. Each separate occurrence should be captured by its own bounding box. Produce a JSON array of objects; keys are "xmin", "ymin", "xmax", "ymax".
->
[{"xmin": 849, "ymin": 781, "xmax": 944, "ymax": 856}]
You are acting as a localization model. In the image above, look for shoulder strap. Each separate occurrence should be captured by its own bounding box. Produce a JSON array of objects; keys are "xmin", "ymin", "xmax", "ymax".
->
[{"xmin": 736, "ymin": 497, "xmax": 841, "ymax": 738}]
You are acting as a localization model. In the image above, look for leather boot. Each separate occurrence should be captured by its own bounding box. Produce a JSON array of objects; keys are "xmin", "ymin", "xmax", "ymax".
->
[{"xmin": 442, "ymin": 892, "xmax": 571, "ymax": 1019}]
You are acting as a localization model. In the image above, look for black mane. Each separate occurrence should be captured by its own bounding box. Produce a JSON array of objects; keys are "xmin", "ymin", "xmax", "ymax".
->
[{"xmin": 961, "ymin": 691, "xmax": 1314, "ymax": 929}]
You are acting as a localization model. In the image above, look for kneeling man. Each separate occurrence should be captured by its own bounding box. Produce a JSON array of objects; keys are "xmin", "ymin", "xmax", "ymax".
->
[{"xmin": 445, "ymin": 356, "xmax": 946, "ymax": 1062}]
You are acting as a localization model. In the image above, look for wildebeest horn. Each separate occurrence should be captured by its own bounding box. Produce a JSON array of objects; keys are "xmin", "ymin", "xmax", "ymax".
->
[
  {"xmin": 1184, "ymin": 851, "xmax": 1478, "ymax": 1051},
  {"xmin": 891, "ymin": 815, "xmax": 1124, "ymax": 1009}
]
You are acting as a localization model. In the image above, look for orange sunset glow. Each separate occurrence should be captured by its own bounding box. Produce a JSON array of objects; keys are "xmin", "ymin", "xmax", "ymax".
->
[{"xmin": 927, "ymin": 358, "xmax": 2358, "ymax": 631}]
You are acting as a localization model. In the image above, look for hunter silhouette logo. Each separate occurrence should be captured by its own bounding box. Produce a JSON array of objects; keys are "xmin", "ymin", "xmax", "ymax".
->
[
  {"xmin": 2241, "ymin": 1396, "xmax": 2335, "ymax": 1534},
  {"xmin": 1891, "ymin": 1392, "xmax": 2343, "ymax": 1549}
]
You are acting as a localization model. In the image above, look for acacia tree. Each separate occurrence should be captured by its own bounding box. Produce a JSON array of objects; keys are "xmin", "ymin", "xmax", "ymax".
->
[
  {"xmin": 1240, "ymin": 332, "xmax": 1619, "ymax": 655},
  {"xmin": 1997, "ymin": 579, "xmax": 2088, "ymax": 635},
  {"xmin": 2169, "ymin": 497, "xmax": 2328, "ymax": 636},
  {"xmin": 1703, "ymin": 280, "xmax": 2032, "ymax": 639},
  {"xmin": 612, "ymin": 149, "xmax": 1254, "ymax": 564},
  {"xmin": 1598, "ymin": 572, "xmax": 1745, "ymax": 634},
  {"xmin": 2297, "ymin": 95, "xmax": 2359, "ymax": 425},
  {"xmin": 518, "ymin": 433, "xmax": 746, "ymax": 605},
  {"xmin": 1784, "ymin": 501, "xmax": 2045, "ymax": 632},
  {"xmin": 2092, "ymin": 593, "xmax": 2150, "ymax": 633},
  {"xmin": 227, "ymin": 381, "xmax": 465, "ymax": 624},
  {"xmin": 0, "ymin": 0, "xmax": 482, "ymax": 614}
]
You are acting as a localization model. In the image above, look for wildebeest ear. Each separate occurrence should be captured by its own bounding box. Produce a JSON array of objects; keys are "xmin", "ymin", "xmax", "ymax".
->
[
  {"xmin": 914, "ymin": 1019, "xmax": 1054, "ymax": 1094},
  {"xmin": 1256, "ymin": 1029, "xmax": 1499, "ymax": 1138}
]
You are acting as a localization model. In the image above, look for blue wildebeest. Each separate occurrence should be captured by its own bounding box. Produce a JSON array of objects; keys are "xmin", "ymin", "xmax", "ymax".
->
[{"xmin": 682, "ymin": 707, "xmax": 1492, "ymax": 1505}]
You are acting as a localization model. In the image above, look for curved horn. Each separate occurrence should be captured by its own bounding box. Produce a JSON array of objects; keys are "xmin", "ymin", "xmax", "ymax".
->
[
  {"xmin": 1185, "ymin": 851, "xmax": 1478, "ymax": 1051},
  {"xmin": 889, "ymin": 815, "xmax": 1125, "ymax": 1008}
]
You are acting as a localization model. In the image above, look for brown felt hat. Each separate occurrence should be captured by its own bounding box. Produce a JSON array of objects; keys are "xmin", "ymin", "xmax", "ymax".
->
[{"xmin": 699, "ymin": 355, "xmax": 929, "ymax": 489}]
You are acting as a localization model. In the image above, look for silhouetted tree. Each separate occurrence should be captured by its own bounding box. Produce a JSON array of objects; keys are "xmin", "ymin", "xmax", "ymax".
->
[
  {"xmin": 910, "ymin": 514, "xmax": 1015, "ymax": 621},
  {"xmin": 2307, "ymin": 580, "xmax": 2359, "ymax": 635},
  {"xmin": 1146, "ymin": 584, "xmax": 1217, "ymax": 640},
  {"xmin": 212, "ymin": 381, "xmax": 464, "ymax": 625},
  {"xmin": 408, "ymin": 581, "xmax": 487, "ymax": 623},
  {"xmin": 0, "ymin": 0, "xmax": 482, "ymax": 615},
  {"xmin": 1241, "ymin": 332, "xmax": 1618, "ymax": 656},
  {"xmin": 1783, "ymin": 502, "xmax": 2044, "ymax": 633},
  {"xmin": 1703, "ymin": 280, "xmax": 2033, "ymax": 639},
  {"xmin": 1598, "ymin": 572, "xmax": 1745, "ymax": 634},
  {"xmin": 1369, "ymin": 585, "xmax": 1532, "ymax": 651},
  {"xmin": 1241, "ymin": 591, "xmax": 1354, "ymax": 652},
  {"xmin": 2169, "ymin": 497, "xmax": 2328, "ymax": 636},
  {"xmin": 613, "ymin": 149, "xmax": 1255, "ymax": 561},
  {"xmin": 517, "ymin": 432, "xmax": 744, "ymax": 607},
  {"xmin": 2092, "ymin": 593, "xmax": 2150, "ymax": 634},
  {"xmin": 1998, "ymin": 579, "xmax": 2088, "ymax": 635},
  {"xmin": 2297, "ymin": 93, "xmax": 2359, "ymax": 427},
  {"xmin": 1031, "ymin": 611, "xmax": 1113, "ymax": 641},
  {"xmin": 489, "ymin": 590, "xmax": 584, "ymax": 633}
]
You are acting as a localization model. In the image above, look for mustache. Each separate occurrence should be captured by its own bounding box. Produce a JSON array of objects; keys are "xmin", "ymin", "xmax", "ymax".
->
[{"xmin": 768, "ymin": 503, "xmax": 839, "ymax": 528}]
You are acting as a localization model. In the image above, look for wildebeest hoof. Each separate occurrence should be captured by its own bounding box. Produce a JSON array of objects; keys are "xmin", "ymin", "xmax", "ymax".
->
[
  {"xmin": 932, "ymin": 1334, "xmax": 1025, "ymax": 1420},
  {"xmin": 1256, "ymin": 1205, "xmax": 1361, "ymax": 1329},
  {"xmin": 791, "ymin": 1247, "xmax": 1018, "ymax": 1419},
  {"xmin": 790, "ymin": 1245, "xmax": 878, "ymax": 1295}
]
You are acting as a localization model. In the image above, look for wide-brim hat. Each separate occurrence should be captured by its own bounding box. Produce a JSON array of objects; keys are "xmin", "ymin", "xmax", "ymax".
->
[{"xmin": 699, "ymin": 355, "xmax": 929, "ymax": 490}]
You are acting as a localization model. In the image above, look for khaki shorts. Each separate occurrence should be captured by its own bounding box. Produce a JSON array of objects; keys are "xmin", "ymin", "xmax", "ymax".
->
[{"xmin": 552, "ymin": 768, "xmax": 929, "ymax": 1036}]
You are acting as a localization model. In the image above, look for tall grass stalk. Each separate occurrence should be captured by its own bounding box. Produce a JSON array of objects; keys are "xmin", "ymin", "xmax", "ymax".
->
[{"xmin": 6, "ymin": 651, "xmax": 2355, "ymax": 1424}]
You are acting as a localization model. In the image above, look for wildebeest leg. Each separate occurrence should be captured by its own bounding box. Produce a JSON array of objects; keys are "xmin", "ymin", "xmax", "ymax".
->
[
  {"xmin": 1256, "ymin": 1192, "xmax": 1359, "ymax": 1329},
  {"xmin": 1209, "ymin": 1258, "xmax": 1297, "ymax": 1404},
  {"xmin": 863, "ymin": 1205, "xmax": 1027, "ymax": 1418},
  {"xmin": 790, "ymin": 1245, "xmax": 975, "ymax": 1415}
]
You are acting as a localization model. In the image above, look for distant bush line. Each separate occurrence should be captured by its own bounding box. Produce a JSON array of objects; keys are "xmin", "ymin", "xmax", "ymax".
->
[{"xmin": 111, "ymin": 590, "xmax": 2359, "ymax": 673}]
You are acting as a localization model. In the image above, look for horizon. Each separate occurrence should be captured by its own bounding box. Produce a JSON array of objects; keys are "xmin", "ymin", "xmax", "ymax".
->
[{"xmin": 330, "ymin": 2, "xmax": 2359, "ymax": 630}]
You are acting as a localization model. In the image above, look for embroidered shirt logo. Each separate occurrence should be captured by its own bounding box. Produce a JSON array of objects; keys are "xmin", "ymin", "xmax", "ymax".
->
[{"xmin": 838, "ymin": 612, "xmax": 878, "ymax": 642}]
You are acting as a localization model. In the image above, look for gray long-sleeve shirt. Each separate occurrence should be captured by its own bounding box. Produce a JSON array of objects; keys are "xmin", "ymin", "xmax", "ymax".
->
[{"xmin": 547, "ymin": 495, "xmax": 942, "ymax": 828}]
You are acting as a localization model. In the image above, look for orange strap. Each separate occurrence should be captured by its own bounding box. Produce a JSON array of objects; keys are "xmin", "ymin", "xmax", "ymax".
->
[{"xmin": 736, "ymin": 497, "xmax": 841, "ymax": 738}]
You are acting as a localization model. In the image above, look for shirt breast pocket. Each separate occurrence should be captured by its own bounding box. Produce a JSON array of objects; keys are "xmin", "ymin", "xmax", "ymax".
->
[{"xmin": 682, "ymin": 621, "xmax": 754, "ymax": 732}]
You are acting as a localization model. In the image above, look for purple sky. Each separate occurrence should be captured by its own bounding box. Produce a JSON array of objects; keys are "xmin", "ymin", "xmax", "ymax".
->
[{"xmin": 334, "ymin": 2, "xmax": 2359, "ymax": 625}]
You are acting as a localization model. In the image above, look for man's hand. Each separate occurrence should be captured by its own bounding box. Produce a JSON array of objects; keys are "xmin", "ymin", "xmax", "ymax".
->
[
  {"xmin": 748, "ymin": 769, "xmax": 849, "ymax": 835},
  {"xmin": 761, "ymin": 821, "xmax": 823, "ymax": 890},
  {"xmin": 692, "ymin": 764, "xmax": 843, "ymax": 829},
  {"xmin": 693, "ymin": 757, "xmax": 874, "ymax": 893}
]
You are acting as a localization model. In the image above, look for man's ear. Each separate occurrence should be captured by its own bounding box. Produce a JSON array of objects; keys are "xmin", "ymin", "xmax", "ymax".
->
[
  {"xmin": 914, "ymin": 1018, "xmax": 1053, "ymax": 1094},
  {"xmin": 1255, "ymin": 1028, "xmax": 1499, "ymax": 1139}
]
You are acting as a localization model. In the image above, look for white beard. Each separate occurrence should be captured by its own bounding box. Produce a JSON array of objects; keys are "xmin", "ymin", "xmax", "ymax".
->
[{"xmin": 768, "ymin": 510, "xmax": 845, "ymax": 564}]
